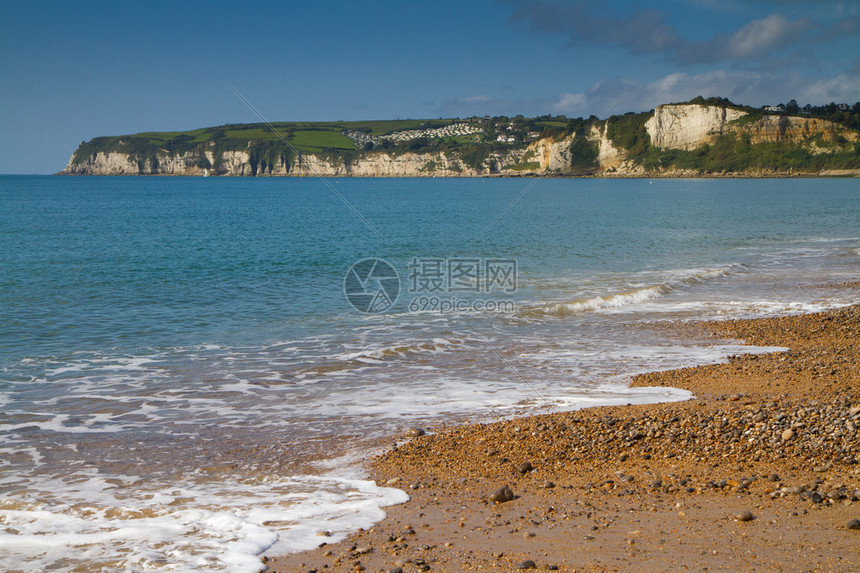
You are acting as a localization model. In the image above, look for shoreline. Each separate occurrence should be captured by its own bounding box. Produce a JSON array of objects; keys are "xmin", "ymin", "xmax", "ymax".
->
[
  {"xmin": 54, "ymin": 171, "xmax": 860, "ymax": 178},
  {"xmin": 268, "ymin": 303, "xmax": 860, "ymax": 572}
]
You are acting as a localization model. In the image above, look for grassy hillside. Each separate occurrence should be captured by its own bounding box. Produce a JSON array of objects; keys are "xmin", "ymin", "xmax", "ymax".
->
[
  {"xmin": 599, "ymin": 108, "xmax": 860, "ymax": 174},
  {"xmin": 69, "ymin": 117, "xmax": 573, "ymax": 174},
  {"xmin": 68, "ymin": 97, "xmax": 860, "ymax": 175}
]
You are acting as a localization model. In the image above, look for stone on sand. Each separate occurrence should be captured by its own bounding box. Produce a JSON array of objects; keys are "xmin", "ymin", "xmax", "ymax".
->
[{"xmin": 489, "ymin": 485, "xmax": 515, "ymax": 503}]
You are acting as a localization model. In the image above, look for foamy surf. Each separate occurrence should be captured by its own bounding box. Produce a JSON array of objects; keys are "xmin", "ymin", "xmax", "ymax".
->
[
  {"xmin": 0, "ymin": 469, "xmax": 408, "ymax": 572},
  {"xmin": 522, "ymin": 265, "xmax": 740, "ymax": 318}
]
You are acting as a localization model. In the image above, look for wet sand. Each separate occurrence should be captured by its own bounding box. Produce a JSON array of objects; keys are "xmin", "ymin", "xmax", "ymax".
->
[{"xmin": 269, "ymin": 303, "xmax": 860, "ymax": 572}]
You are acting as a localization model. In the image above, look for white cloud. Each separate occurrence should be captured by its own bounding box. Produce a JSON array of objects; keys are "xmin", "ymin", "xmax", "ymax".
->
[
  {"xmin": 727, "ymin": 14, "xmax": 811, "ymax": 58},
  {"xmin": 552, "ymin": 92, "xmax": 586, "ymax": 113},
  {"xmin": 509, "ymin": 1, "xmax": 821, "ymax": 65},
  {"xmin": 562, "ymin": 68, "xmax": 858, "ymax": 118},
  {"xmin": 631, "ymin": 68, "xmax": 858, "ymax": 111},
  {"xmin": 645, "ymin": 70, "xmax": 761, "ymax": 104},
  {"xmin": 435, "ymin": 66, "xmax": 858, "ymax": 120},
  {"xmin": 799, "ymin": 73, "xmax": 860, "ymax": 104}
]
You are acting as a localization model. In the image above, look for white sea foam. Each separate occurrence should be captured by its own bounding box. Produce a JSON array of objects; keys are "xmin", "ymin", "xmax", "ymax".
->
[
  {"xmin": 0, "ymin": 413, "xmax": 131, "ymax": 434},
  {"xmin": 526, "ymin": 265, "xmax": 740, "ymax": 317},
  {"xmin": 333, "ymin": 336, "xmax": 464, "ymax": 362},
  {"xmin": 0, "ymin": 469, "xmax": 409, "ymax": 572},
  {"xmin": 618, "ymin": 299, "xmax": 852, "ymax": 319},
  {"xmin": 792, "ymin": 236, "xmax": 860, "ymax": 243}
]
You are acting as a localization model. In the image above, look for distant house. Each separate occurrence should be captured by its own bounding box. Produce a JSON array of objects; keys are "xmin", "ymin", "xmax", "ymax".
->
[
  {"xmin": 764, "ymin": 104, "xmax": 785, "ymax": 112},
  {"xmin": 837, "ymin": 103, "xmax": 850, "ymax": 111}
]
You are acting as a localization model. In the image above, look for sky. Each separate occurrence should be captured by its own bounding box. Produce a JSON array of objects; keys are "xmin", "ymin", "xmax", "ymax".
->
[{"xmin": 1, "ymin": 0, "xmax": 858, "ymax": 174}]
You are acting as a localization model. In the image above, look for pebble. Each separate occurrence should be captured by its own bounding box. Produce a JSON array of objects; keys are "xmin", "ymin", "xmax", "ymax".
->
[
  {"xmin": 489, "ymin": 485, "xmax": 515, "ymax": 503},
  {"xmin": 734, "ymin": 510, "xmax": 755, "ymax": 522},
  {"xmin": 782, "ymin": 429, "xmax": 795, "ymax": 441},
  {"xmin": 517, "ymin": 462, "xmax": 534, "ymax": 475},
  {"xmin": 407, "ymin": 428, "xmax": 426, "ymax": 437},
  {"xmin": 847, "ymin": 519, "xmax": 860, "ymax": 530},
  {"xmin": 388, "ymin": 568, "xmax": 404, "ymax": 573},
  {"xmin": 542, "ymin": 480, "xmax": 555, "ymax": 488},
  {"xmin": 517, "ymin": 560, "xmax": 536, "ymax": 570}
]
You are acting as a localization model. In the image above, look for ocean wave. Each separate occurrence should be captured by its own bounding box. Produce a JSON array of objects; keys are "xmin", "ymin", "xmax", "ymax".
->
[
  {"xmin": 522, "ymin": 265, "xmax": 742, "ymax": 318},
  {"xmin": 790, "ymin": 236, "xmax": 860, "ymax": 244},
  {"xmin": 332, "ymin": 336, "xmax": 466, "ymax": 363}
]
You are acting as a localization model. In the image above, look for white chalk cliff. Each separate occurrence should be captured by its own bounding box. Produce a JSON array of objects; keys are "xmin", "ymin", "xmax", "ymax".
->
[
  {"xmin": 61, "ymin": 104, "xmax": 857, "ymax": 177},
  {"xmin": 646, "ymin": 105, "xmax": 747, "ymax": 151}
]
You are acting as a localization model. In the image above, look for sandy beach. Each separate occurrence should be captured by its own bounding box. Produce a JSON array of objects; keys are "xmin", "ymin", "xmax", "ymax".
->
[{"xmin": 269, "ymin": 301, "xmax": 860, "ymax": 572}]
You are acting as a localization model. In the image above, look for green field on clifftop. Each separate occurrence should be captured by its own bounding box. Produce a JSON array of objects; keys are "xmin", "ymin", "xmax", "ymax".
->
[
  {"xmin": 68, "ymin": 98, "xmax": 860, "ymax": 175},
  {"xmin": 72, "ymin": 119, "xmax": 467, "ymax": 163}
]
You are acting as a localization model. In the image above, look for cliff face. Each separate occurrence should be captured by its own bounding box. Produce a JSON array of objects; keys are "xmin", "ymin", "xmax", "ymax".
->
[
  {"xmin": 288, "ymin": 148, "xmax": 527, "ymax": 177},
  {"xmin": 61, "ymin": 138, "xmax": 566, "ymax": 177},
  {"xmin": 645, "ymin": 104, "xmax": 857, "ymax": 150},
  {"xmin": 61, "ymin": 104, "xmax": 859, "ymax": 177},
  {"xmin": 61, "ymin": 151, "xmax": 140, "ymax": 175},
  {"xmin": 591, "ymin": 123, "xmax": 630, "ymax": 171},
  {"xmin": 739, "ymin": 115, "xmax": 857, "ymax": 145},
  {"xmin": 646, "ymin": 105, "xmax": 746, "ymax": 150},
  {"xmin": 61, "ymin": 150, "xmax": 255, "ymax": 176},
  {"xmin": 529, "ymin": 133, "xmax": 573, "ymax": 172}
]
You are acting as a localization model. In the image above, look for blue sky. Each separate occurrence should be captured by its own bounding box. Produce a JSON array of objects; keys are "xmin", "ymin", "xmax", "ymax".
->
[{"xmin": 1, "ymin": 0, "xmax": 858, "ymax": 174}]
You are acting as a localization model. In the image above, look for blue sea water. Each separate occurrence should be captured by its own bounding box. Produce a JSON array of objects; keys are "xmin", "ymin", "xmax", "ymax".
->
[{"xmin": 0, "ymin": 175, "xmax": 858, "ymax": 571}]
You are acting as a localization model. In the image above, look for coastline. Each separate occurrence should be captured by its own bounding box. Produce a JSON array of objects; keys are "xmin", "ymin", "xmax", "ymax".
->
[
  {"xmin": 54, "ymin": 170, "xmax": 860, "ymax": 178},
  {"xmin": 268, "ymin": 300, "xmax": 860, "ymax": 572}
]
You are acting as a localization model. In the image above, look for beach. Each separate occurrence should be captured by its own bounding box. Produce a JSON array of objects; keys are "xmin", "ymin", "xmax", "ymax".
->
[
  {"xmin": 2, "ymin": 176, "xmax": 858, "ymax": 571},
  {"xmin": 269, "ymin": 300, "xmax": 860, "ymax": 572}
]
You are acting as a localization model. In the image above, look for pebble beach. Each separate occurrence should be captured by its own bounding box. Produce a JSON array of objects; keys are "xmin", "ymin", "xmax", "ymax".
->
[{"xmin": 270, "ymin": 299, "xmax": 860, "ymax": 572}]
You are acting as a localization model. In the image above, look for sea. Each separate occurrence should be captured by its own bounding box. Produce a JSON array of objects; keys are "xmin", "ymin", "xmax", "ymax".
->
[{"xmin": 0, "ymin": 175, "xmax": 858, "ymax": 571}]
